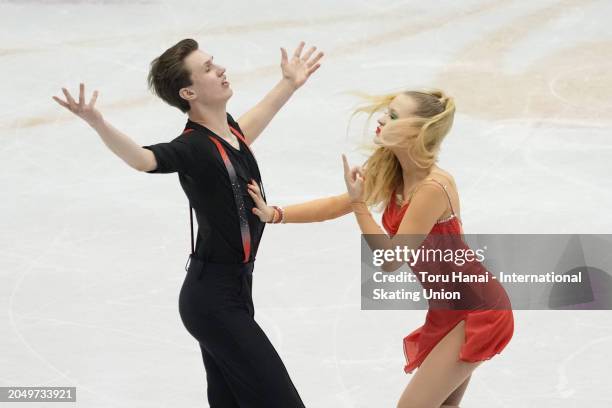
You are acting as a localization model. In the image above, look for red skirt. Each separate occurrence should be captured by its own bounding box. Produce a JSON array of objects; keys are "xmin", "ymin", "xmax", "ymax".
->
[{"xmin": 403, "ymin": 309, "xmax": 514, "ymax": 374}]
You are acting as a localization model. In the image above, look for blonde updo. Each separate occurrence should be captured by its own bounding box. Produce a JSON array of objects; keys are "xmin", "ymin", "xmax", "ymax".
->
[{"xmin": 353, "ymin": 89, "xmax": 456, "ymax": 209}]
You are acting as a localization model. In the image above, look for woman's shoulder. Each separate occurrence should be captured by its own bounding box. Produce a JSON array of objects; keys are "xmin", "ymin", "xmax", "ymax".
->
[{"xmin": 427, "ymin": 167, "xmax": 457, "ymax": 190}]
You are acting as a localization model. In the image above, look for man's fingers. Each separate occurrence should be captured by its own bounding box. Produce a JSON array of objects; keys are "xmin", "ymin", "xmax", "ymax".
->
[
  {"xmin": 307, "ymin": 63, "xmax": 321, "ymax": 77},
  {"xmin": 302, "ymin": 46, "xmax": 316, "ymax": 61},
  {"xmin": 292, "ymin": 41, "xmax": 305, "ymax": 59},
  {"xmin": 62, "ymin": 88, "xmax": 77, "ymax": 107},
  {"xmin": 79, "ymin": 83, "xmax": 85, "ymax": 106},
  {"xmin": 280, "ymin": 47, "xmax": 288, "ymax": 65},
  {"xmin": 52, "ymin": 96, "xmax": 68, "ymax": 108},
  {"xmin": 89, "ymin": 90, "xmax": 99, "ymax": 107},
  {"xmin": 307, "ymin": 51, "xmax": 324, "ymax": 68}
]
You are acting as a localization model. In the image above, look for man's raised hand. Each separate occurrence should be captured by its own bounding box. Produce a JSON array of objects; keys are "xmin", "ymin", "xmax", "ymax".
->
[
  {"xmin": 280, "ymin": 41, "xmax": 324, "ymax": 90},
  {"xmin": 52, "ymin": 83, "xmax": 102, "ymax": 126}
]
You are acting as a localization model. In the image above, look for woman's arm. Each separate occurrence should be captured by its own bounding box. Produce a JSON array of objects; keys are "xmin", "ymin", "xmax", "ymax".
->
[
  {"xmin": 247, "ymin": 181, "xmax": 351, "ymax": 223},
  {"xmin": 351, "ymin": 184, "xmax": 445, "ymax": 243},
  {"xmin": 284, "ymin": 193, "xmax": 352, "ymax": 223},
  {"xmin": 342, "ymin": 155, "xmax": 447, "ymax": 271}
]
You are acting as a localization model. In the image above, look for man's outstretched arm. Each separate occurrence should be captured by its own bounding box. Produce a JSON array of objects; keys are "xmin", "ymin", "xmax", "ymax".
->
[
  {"xmin": 237, "ymin": 41, "xmax": 324, "ymax": 145},
  {"xmin": 53, "ymin": 83, "xmax": 156, "ymax": 172}
]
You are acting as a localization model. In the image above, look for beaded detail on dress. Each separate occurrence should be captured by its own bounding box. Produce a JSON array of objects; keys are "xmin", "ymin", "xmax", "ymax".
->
[{"xmin": 392, "ymin": 177, "xmax": 463, "ymax": 228}]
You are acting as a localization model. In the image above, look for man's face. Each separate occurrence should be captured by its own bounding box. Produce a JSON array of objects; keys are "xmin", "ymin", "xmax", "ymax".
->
[{"xmin": 182, "ymin": 49, "xmax": 232, "ymax": 107}]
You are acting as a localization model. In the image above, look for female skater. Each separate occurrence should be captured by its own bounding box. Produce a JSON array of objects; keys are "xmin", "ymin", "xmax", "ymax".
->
[{"xmin": 247, "ymin": 89, "xmax": 514, "ymax": 407}]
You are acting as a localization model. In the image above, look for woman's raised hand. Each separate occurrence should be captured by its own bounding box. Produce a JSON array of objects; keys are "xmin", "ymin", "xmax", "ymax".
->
[{"xmin": 342, "ymin": 154, "xmax": 365, "ymax": 203}]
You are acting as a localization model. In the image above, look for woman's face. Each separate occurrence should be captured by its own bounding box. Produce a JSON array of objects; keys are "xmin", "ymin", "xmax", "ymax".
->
[{"xmin": 374, "ymin": 93, "xmax": 417, "ymax": 145}]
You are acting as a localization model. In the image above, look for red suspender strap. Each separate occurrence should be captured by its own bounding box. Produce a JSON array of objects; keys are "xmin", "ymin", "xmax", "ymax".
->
[
  {"xmin": 185, "ymin": 124, "xmax": 256, "ymax": 266},
  {"xmin": 189, "ymin": 204, "xmax": 194, "ymax": 255},
  {"xmin": 229, "ymin": 126, "xmax": 248, "ymax": 145},
  {"xmin": 228, "ymin": 125, "xmax": 267, "ymax": 201},
  {"xmin": 208, "ymin": 136, "xmax": 252, "ymax": 263}
]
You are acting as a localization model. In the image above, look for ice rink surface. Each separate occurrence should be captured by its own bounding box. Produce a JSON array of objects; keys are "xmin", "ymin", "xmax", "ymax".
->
[{"xmin": 1, "ymin": 0, "xmax": 611, "ymax": 406}]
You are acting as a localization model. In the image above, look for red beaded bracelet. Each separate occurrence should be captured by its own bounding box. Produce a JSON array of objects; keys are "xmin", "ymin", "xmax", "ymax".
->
[
  {"xmin": 270, "ymin": 206, "xmax": 281, "ymax": 223},
  {"xmin": 271, "ymin": 205, "xmax": 284, "ymax": 224}
]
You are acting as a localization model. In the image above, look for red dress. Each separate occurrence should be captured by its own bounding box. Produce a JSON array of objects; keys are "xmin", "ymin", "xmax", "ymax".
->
[{"xmin": 382, "ymin": 181, "xmax": 514, "ymax": 374}]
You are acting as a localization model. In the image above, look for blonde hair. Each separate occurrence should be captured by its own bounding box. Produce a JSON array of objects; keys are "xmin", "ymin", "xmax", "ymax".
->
[{"xmin": 353, "ymin": 89, "xmax": 456, "ymax": 209}]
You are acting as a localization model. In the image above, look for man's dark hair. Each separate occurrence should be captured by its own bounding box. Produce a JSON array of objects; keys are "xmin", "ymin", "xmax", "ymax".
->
[{"xmin": 148, "ymin": 38, "xmax": 198, "ymax": 113}]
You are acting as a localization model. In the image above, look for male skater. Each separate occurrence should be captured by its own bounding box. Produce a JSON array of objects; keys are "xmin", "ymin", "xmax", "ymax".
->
[{"xmin": 53, "ymin": 38, "xmax": 323, "ymax": 407}]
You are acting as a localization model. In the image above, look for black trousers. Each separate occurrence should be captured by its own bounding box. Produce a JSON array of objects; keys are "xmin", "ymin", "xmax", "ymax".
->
[{"xmin": 179, "ymin": 255, "xmax": 305, "ymax": 408}]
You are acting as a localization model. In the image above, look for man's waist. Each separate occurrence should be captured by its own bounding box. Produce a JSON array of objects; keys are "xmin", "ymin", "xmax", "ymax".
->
[{"xmin": 186, "ymin": 253, "xmax": 255, "ymax": 273}]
